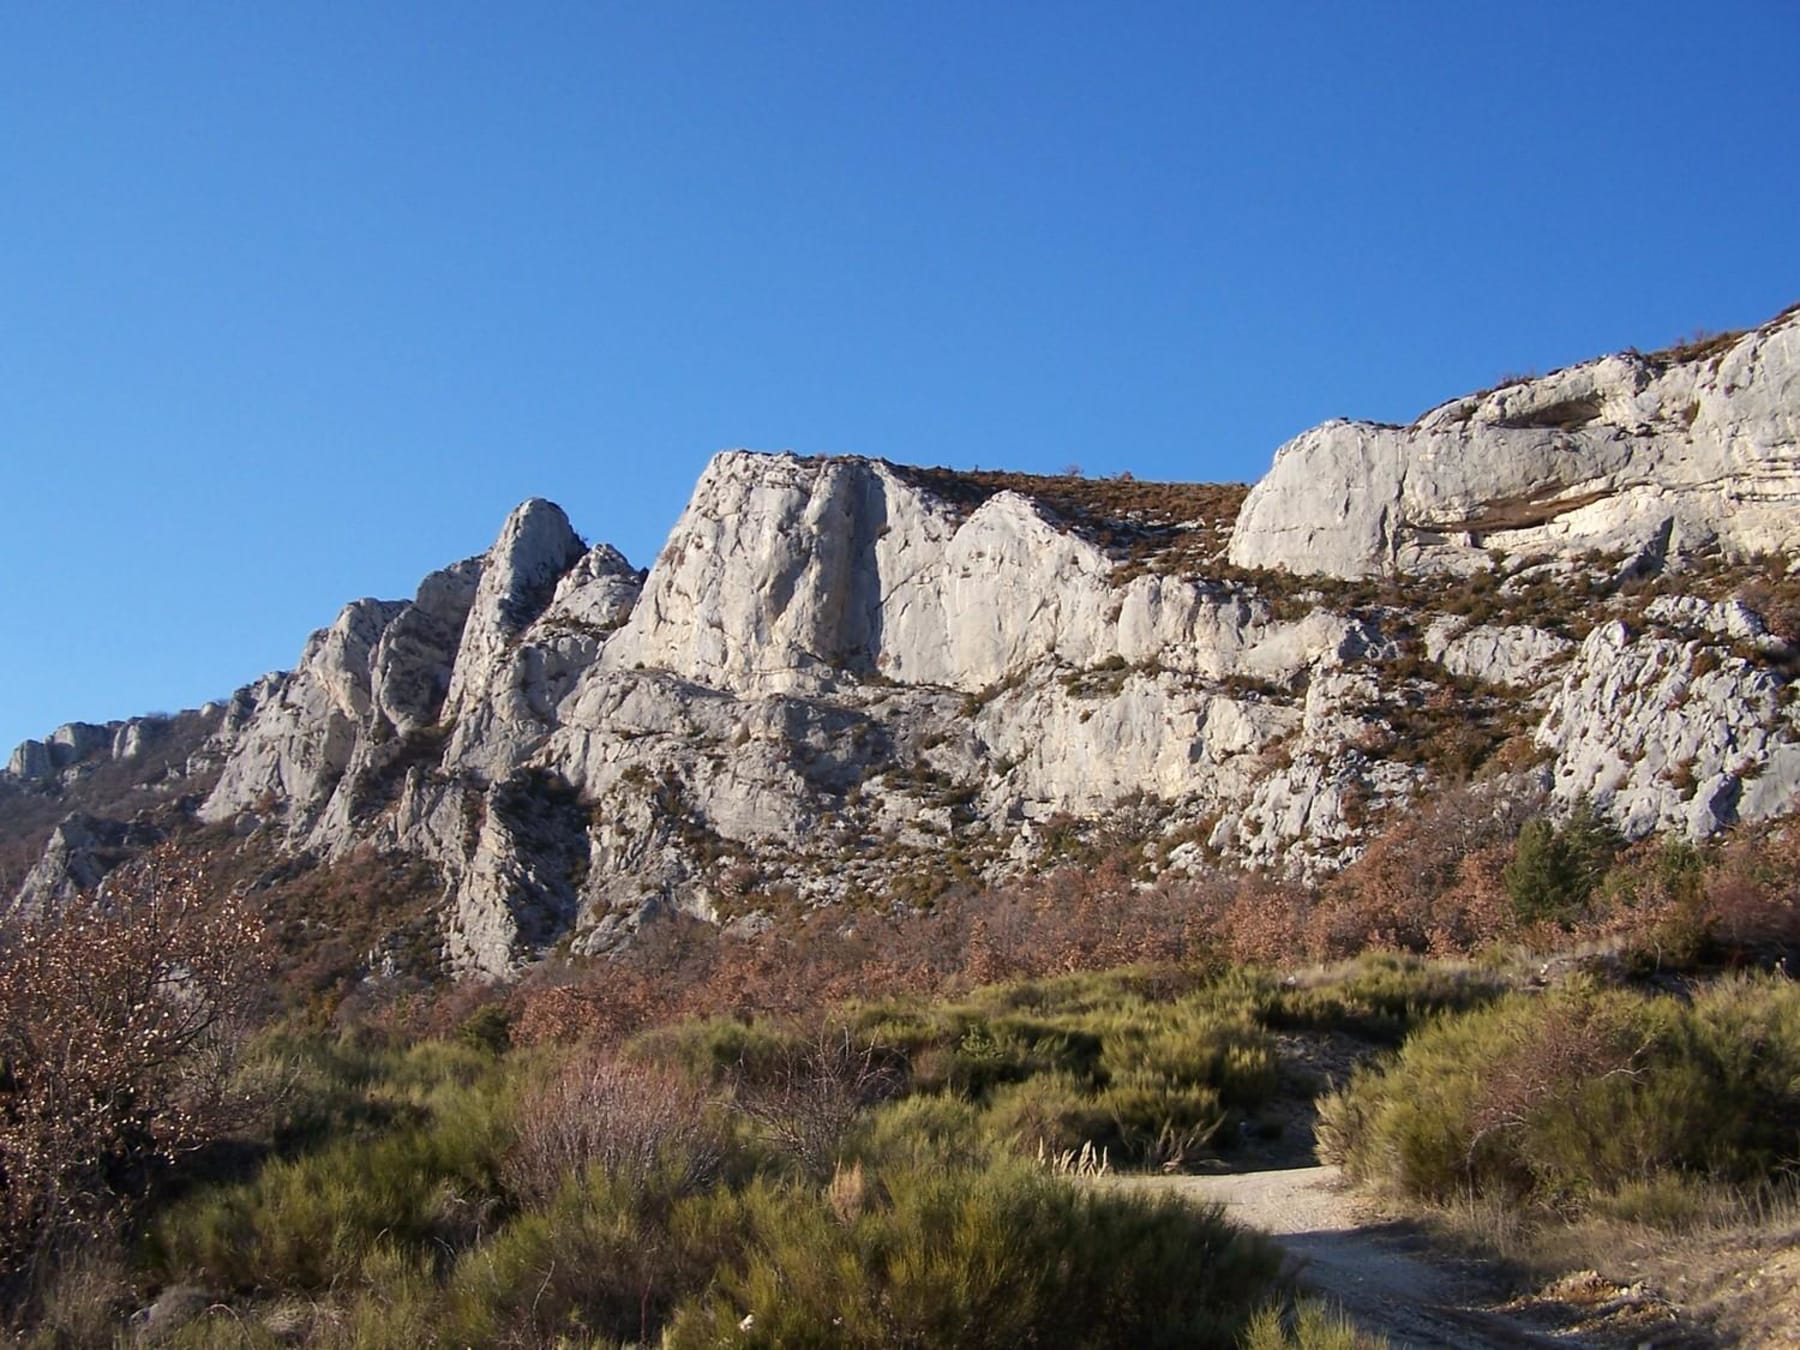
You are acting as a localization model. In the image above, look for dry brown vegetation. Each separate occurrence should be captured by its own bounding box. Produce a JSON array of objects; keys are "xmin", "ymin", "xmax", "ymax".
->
[
  {"xmin": 0, "ymin": 848, "xmax": 271, "ymax": 1269},
  {"xmin": 466, "ymin": 802, "xmax": 1800, "ymax": 1060},
  {"xmin": 505, "ymin": 1050, "xmax": 728, "ymax": 1203}
]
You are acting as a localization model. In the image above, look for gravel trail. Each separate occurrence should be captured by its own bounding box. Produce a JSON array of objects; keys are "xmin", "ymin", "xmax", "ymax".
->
[{"xmin": 1107, "ymin": 1166, "xmax": 1596, "ymax": 1348}]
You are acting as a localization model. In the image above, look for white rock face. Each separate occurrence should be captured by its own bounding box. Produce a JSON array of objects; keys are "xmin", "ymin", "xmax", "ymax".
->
[
  {"xmin": 204, "ymin": 599, "xmax": 406, "ymax": 822},
  {"xmin": 371, "ymin": 561, "xmax": 482, "ymax": 735},
  {"xmin": 5, "ymin": 739, "xmax": 53, "ymax": 780},
  {"xmin": 1229, "ymin": 307, "xmax": 1800, "ymax": 578},
  {"xmin": 1424, "ymin": 619, "xmax": 1573, "ymax": 686},
  {"xmin": 441, "ymin": 500, "xmax": 589, "ymax": 726},
  {"xmin": 3, "ymin": 714, "xmax": 194, "ymax": 785},
  {"xmin": 180, "ymin": 435, "xmax": 1800, "ymax": 975},
  {"xmin": 5, "ymin": 724, "xmax": 109, "ymax": 781},
  {"xmin": 441, "ymin": 542, "xmax": 644, "ymax": 781},
  {"xmin": 40, "ymin": 302, "xmax": 1800, "ymax": 973},
  {"xmin": 605, "ymin": 452, "xmax": 1375, "ymax": 697},
  {"xmin": 1537, "ymin": 610, "xmax": 1800, "ymax": 838}
]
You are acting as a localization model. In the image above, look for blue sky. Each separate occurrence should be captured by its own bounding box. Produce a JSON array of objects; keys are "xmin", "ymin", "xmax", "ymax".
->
[{"xmin": 3, "ymin": 3, "xmax": 1797, "ymax": 754}]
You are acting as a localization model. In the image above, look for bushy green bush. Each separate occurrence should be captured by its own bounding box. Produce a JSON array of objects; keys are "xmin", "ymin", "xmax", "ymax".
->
[
  {"xmin": 151, "ymin": 1042, "xmax": 519, "ymax": 1291},
  {"xmin": 446, "ymin": 1166, "xmax": 738, "ymax": 1346},
  {"xmin": 843, "ymin": 1094, "xmax": 996, "ymax": 1172},
  {"xmin": 627, "ymin": 1014, "xmax": 804, "ymax": 1087},
  {"xmin": 1503, "ymin": 800, "xmax": 1622, "ymax": 925},
  {"xmin": 1317, "ymin": 976, "xmax": 1800, "ymax": 1216},
  {"xmin": 843, "ymin": 968, "xmax": 1281, "ymax": 1169},
  {"xmin": 662, "ymin": 1157, "xmax": 1278, "ymax": 1349}
]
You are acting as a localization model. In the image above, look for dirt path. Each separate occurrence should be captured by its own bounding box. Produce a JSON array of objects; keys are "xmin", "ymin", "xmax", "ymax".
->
[{"xmin": 1106, "ymin": 1166, "xmax": 1592, "ymax": 1348}]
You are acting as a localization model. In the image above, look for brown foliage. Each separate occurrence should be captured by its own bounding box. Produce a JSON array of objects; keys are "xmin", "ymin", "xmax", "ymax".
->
[
  {"xmin": 1309, "ymin": 785, "xmax": 1537, "ymax": 958},
  {"xmin": 0, "ymin": 849, "xmax": 271, "ymax": 1263},
  {"xmin": 499, "ymin": 856, "xmax": 1237, "ymax": 1054},
  {"xmin": 734, "ymin": 1028, "xmax": 908, "ymax": 1178},
  {"xmin": 505, "ymin": 1051, "xmax": 726, "ymax": 1204},
  {"xmin": 1704, "ymin": 828, "xmax": 1800, "ymax": 954},
  {"xmin": 420, "ymin": 805, "xmax": 1797, "ymax": 1063}
]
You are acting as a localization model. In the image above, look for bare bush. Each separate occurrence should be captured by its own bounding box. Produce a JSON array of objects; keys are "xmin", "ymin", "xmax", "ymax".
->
[
  {"xmin": 0, "ymin": 850, "xmax": 270, "ymax": 1264},
  {"xmin": 735, "ymin": 1028, "xmax": 907, "ymax": 1178},
  {"xmin": 505, "ymin": 1051, "xmax": 726, "ymax": 1203}
]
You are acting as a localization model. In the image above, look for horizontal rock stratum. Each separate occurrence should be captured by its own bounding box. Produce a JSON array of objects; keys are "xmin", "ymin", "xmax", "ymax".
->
[
  {"xmin": 1229, "ymin": 305, "xmax": 1800, "ymax": 578},
  {"xmin": 5, "ymin": 302, "xmax": 1798, "ymax": 976}
]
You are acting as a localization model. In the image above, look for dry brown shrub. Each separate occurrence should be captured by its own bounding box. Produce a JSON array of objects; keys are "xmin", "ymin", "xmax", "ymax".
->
[
  {"xmin": 1206, "ymin": 874, "xmax": 1310, "ymax": 965},
  {"xmin": 0, "ymin": 850, "xmax": 271, "ymax": 1264},
  {"xmin": 1704, "ymin": 828, "xmax": 1800, "ymax": 955},
  {"xmin": 505, "ymin": 1050, "xmax": 726, "ymax": 1204},
  {"xmin": 1313, "ymin": 785, "xmax": 1537, "ymax": 956},
  {"xmin": 735, "ymin": 1027, "xmax": 908, "ymax": 1178}
]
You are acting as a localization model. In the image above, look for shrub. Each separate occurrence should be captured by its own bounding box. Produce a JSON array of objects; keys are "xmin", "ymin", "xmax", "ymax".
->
[
  {"xmin": 152, "ymin": 1047, "xmax": 516, "ymax": 1291},
  {"xmin": 455, "ymin": 1002, "xmax": 513, "ymax": 1056},
  {"xmin": 627, "ymin": 1015, "xmax": 803, "ymax": 1087},
  {"xmin": 505, "ymin": 1049, "xmax": 728, "ymax": 1203},
  {"xmin": 731, "ymin": 1026, "xmax": 909, "ymax": 1177},
  {"xmin": 0, "ymin": 855, "xmax": 271, "ymax": 1264},
  {"xmin": 447, "ymin": 1167, "xmax": 737, "ymax": 1347},
  {"xmin": 661, "ymin": 1158, "xmax": 1279, "ymax": 1349},
  {"xmin": 1267, "ymin": 953, "xmax": 1507, "ymax": 1044},
  {"xmin": 843, "ymin": 1095, "xmax": 995, "ymax": 1172},
  {"xmin": 1503, "ymin": 800, "xmax": 1620, "ymax": 925},
  {"xmin": 1317, "ymin": 976, "xmax": 1800, "ymax": 1216}
]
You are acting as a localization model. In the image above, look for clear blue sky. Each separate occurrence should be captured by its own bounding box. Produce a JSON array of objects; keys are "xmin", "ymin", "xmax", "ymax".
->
[{"xmin": 3, "ymin": 3, "xmax": 1797, "ymax": 754}]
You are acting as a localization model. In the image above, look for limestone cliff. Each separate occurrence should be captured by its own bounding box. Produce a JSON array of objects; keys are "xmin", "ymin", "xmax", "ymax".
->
[
  {"xmin": 1229, "ymin": 305, "xmax": 1800, "ymax": 579},
  {"xmin": 7, "ymin": 304, "xmax": 1799, "ymax": 976}
]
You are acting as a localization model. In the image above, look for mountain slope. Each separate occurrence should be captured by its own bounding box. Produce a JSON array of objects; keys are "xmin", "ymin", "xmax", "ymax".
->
[{"xmin": 7, "ymin": 303, "xmax": 1799, "ymax": 978}]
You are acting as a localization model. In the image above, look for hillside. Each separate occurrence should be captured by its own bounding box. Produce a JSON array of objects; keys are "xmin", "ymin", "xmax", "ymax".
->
[
  {"xmin": 5, "ymin": 304, "xmax": 1799, "ymax": 983},
  {"xmin": 3, "ymin": 303, "xmax": 1800, "ymax": 1348}
]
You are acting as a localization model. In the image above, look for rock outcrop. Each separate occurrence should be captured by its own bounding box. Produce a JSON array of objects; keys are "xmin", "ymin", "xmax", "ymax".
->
[
  {"xmin": 9, "ymin": 302, "xmax": 1799, "ymax": 977},
  {"xmin": 1229, "ymin": 305, "xmax": 1800, "ymax": 579}
]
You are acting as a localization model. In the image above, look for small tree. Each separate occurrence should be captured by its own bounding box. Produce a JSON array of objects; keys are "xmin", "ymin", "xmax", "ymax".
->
[
  {"xmin": 1504, "ymin": 799, "xmax": 1621, "ymax": 926},
  {"xmin": 0, "ymin": 850, "xmax": 270, "ymax": 1263}
]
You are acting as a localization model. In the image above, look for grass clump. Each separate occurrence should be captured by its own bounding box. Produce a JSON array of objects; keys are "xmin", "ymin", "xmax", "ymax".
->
[{"xmin": 1241, "ymin": 1298, "xmax": 1388, "ymax": 1348}]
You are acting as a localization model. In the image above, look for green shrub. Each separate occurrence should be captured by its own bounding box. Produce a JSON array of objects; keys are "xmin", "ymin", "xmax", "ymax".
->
[
  {"xmin": 1267, "ymin": 953, "xmax": 1506, "ymax": 1043},
  {"xmin": 1503, "ymin": 800, "xmax": 1621, "ymax": 925},
  {"xmin": 627, "ymin": 1015, "xmax": 803, "ymax": 1088},
  {"xmin": 447, "ymin": 1168, "xmax": 737, "ymax": 1347},
  {"xmin": 661, "ymin": 1158, "xmax": 1279, "ymax": 1349},
  {"xmin": 1317, "ymin": 976, "xmax": 1800, "ymax": 1217},
  {"xmin": 152, "ymin": 1050, "xmax": 517, "ymax": 1291},
  {"xmin": 844, "ymin": 1095, "xmax": 997, "ymax": 1172},
  {"xmin": 454, "ymin": 1002, "xmax": 513, "ymax": 1056},
  {"xmin": 985, "ymin": 1072, "xmax": 1121, "ymax": 1158}
]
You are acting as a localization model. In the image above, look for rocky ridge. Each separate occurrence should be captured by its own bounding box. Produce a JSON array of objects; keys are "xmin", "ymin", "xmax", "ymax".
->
[
  {"xmin": 1230, "ymin": 304, "xmax": 1800, "ymax": 579},
  {"xmin": 6, "ymin": 305, "xmax": 1799, "ymax": 977}
]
